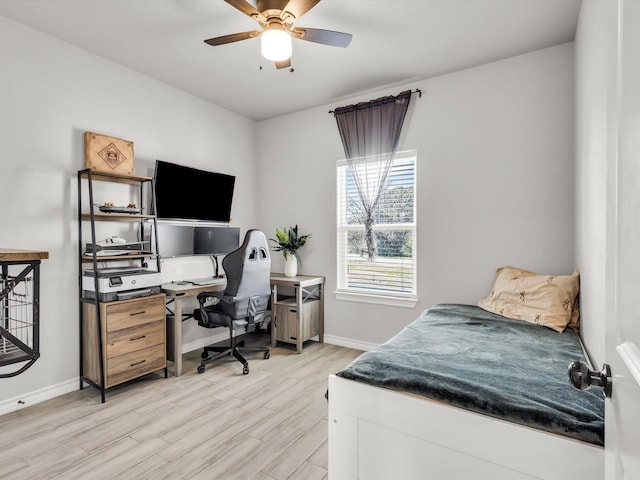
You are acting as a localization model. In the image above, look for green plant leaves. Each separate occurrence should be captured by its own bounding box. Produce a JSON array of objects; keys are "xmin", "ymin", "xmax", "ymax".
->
[{"xmin": 269, "ymin": 224, "xmax": 311, "ymax": 260}]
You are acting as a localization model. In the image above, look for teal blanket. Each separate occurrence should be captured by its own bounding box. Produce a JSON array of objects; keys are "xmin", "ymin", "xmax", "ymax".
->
[{"xmin": 336, "ymin": 304, "xmax": 604, "ymax": 445}]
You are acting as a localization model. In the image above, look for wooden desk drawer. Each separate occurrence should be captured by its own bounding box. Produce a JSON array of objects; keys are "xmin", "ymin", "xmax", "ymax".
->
[
  {"xmin": 106, "ymin": 295, "xmax": 165, "ymax": 332},
  {"xmin": 106, "ymin": 320, "xmax": 165, "ymax": 358},
  {"xmin": 106, "ymin": 344, "xmax": 166, "ymax": 388}
]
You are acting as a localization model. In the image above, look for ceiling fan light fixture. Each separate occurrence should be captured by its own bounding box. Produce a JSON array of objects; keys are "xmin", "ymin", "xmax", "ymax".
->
[{"xmin": 261, "ymin": 28, "xmax": 292, "ymax": 62}]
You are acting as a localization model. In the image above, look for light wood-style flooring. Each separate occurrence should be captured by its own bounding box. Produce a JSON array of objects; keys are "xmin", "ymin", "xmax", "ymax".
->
[{"xmin": 0, "ymin": 336, "xmax": 362, "ymax": 480}]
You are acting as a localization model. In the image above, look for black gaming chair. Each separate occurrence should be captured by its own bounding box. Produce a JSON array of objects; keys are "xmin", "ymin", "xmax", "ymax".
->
[{"xmin": 193, "ymin": 229, "xmax": 271, "ymax": 374}]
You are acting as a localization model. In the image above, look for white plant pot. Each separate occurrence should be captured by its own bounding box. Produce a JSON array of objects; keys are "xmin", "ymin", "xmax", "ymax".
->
[{"xmin": 284, "ymin": 254, "xmax": 297, "ymax": 277}]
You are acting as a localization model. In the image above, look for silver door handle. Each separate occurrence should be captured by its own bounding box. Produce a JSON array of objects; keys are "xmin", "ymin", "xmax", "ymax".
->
[{"xmin": 568, "ymin": 361, "xmax": 612, "ymax": 398}]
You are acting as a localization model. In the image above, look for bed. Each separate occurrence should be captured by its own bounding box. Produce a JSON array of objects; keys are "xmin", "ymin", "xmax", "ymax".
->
[{"xmin": 327, "ymin": 303, "xmax": 604, "ymax": 480}]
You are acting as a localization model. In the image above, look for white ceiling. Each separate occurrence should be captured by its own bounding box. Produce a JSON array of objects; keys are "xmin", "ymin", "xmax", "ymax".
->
[{"xmin": 0, "ymin": 0, "xmax": 581, "ymax": 121}]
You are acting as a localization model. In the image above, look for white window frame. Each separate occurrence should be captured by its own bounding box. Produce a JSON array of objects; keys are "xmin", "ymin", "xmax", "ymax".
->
[{"xmin": 335, "ymin": 149, "xmax": 418, "ymax": 308}]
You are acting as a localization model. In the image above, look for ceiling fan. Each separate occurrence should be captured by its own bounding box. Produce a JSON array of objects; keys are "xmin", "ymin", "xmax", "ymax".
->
[{"xmin": 204, "ymin": 0, "xmax": 352, "ymax": 69}]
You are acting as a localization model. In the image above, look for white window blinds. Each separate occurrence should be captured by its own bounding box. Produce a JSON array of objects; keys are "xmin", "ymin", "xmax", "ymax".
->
[{"xmin": 337, "ymin": 150, "xmax": 417, "ymax": 298}]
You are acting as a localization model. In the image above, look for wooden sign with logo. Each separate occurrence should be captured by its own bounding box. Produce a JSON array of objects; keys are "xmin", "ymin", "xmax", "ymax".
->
[{"xmin": 84, "ymin": 131, "xmax": 134, "ymax": 175}]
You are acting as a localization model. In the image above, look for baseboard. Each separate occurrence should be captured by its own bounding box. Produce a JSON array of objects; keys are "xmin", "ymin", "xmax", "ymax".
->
[
  {"xmin": 324, "ymin": 334, "xmax": 378, "ymax": 352},
  {"xmin": 0, "ymin": 378, "xmax": 78, "ymax": 417}
]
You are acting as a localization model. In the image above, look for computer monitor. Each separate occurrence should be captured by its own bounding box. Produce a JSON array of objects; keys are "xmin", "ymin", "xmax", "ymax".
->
[
  {"xmin": 156, "ymin": 224, "xmax": 240, "ymax": 259},
  {"xmin": 156, "ymin": 224, "xmax": 194, "ymax": 257},
  {"xmin": 193, "ymin": 227, "xmax": 240, "ymax": 256}
]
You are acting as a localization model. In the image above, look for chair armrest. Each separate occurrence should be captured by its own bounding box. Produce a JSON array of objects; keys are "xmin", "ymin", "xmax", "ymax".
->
[
  {"xmin": 196, "ymin": 291, "xmax": 236, "ymax": 306},
  {"xmin": 197, "ymin": 291, "xmax": 223, "ymax": 304}
]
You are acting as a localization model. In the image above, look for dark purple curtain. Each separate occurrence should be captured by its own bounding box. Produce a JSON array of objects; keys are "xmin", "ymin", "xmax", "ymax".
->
[{"xmin": 334, "ymin": 90, "xmax": 412, "ymax": 260}]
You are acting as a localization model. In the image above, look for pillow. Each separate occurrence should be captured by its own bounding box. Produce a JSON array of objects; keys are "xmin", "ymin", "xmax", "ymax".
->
[
  {"xmin": 478, "ymin": 266, "xmax": 580, "ymax": 332},
  {"xmin": 568, "ymin": 294, "xmax": 580, "ymax": 332}
]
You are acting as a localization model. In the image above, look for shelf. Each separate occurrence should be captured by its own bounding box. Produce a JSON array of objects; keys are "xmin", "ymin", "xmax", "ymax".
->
[
  {"xmin": 273, "ymin": 296, "xmax": 295, "ymax": 305},
  {"xmin": 81, "ymin": 212, "xmax": 155, "ymax": 222},
  {"xmin": 78, "ymin": 166, "xmax": 162, "ymax": 402},
  {"xmin": 81, "ymin": 253, "xmax": 157, "ymax": 262},
  {"xmin": 78, "ymin": 169, "xmax": 152, "ymax": 185},
  {"xmin": 274, "ymin": 297, "xmax": 319, "ymax": 306}
]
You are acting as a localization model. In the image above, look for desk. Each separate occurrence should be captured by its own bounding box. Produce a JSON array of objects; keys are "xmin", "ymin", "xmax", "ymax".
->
[
  {"xmin": 162, "ymin": 274, "xmax": 325, "ymax": 374},
  {"xmin": 161, "ymin": 280, "xmax": 225, "ymax": 376},
  {"xmin": 270, "ymin": 274, "xmax": 325, "ymax": 353}
]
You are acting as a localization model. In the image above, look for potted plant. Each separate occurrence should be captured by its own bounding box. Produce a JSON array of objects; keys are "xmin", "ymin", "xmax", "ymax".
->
[{"xmin": 270, "ymin": 225, "xmax": 311, "ymax": 277}]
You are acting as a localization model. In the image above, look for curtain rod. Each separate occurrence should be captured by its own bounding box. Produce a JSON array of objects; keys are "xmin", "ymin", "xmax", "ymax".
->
[{"xmin": 328, "ymin": 88, "xmax": 422, "ymax": 114}]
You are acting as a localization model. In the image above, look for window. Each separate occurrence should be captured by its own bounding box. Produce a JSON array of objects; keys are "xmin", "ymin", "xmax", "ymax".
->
[{"xmin": 336, "ymin": 150, "xmax": 417, "ymax": 307}]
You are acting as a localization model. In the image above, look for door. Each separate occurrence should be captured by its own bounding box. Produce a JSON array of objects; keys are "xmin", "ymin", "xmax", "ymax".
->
[{"xmin": 605, "ymin": 1, "xmax": 640, "ymax": 478}]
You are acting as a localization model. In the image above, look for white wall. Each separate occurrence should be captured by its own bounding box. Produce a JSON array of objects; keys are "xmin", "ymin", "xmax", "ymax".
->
[
  {"xmin": 574, "ymin": 0, "xmax": 617, "ymax": 367},
  {"xmin": 0, "ymin": 16, "xmax": 257, "ymax": 407},
  {"xmin": 257, "ymin": 43, "xmax": 576, "ymax": 347}
]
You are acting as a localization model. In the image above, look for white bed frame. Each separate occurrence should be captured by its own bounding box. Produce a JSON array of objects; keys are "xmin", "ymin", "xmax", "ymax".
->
[{"xmin": 328, "ymin": 374, "xmax": 603, "ymax": 480}]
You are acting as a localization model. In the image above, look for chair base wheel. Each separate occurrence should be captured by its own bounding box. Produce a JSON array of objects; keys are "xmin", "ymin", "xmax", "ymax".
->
[
  {"xmin": 264, "ymin": 351, "xmax": 270, "ymax": 359},
  {"xmin": 201, "ymin": 351, "xmax": 209, "ymax": 359},
  {"xmin": 197, "ymin": 365, "xmax": 205, "ymax": 374},
  {"xmin": 243, "ymin": 366, "xmax": 249, "ymax": 375}
]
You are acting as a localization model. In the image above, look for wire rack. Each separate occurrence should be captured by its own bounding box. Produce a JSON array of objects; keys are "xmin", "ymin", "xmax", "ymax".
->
[{"xmin": 0, "ymin": 264, "xmax": 40, "ymax": 378}]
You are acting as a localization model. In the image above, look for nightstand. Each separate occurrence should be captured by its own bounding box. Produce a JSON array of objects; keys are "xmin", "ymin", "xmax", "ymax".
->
[{"xmin": 270, "ymin": 274, "xmax": 325, "ymax": 353}]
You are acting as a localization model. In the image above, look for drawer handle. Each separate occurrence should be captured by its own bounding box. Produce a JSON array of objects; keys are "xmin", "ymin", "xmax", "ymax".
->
[
  {"xmin": 130, "ymin": 335, "xmax": 146, "ymax": 341},
  {"xmin": 130, "ymin": 359, "xmax": 146, "ymax": 367},
  {"xmin": 289, "ymin": 309, "xmax": 297, "ymax": 313},
  {"xmin": 130, "ymin": 310, "xmax": 147, "ymax": 316}
]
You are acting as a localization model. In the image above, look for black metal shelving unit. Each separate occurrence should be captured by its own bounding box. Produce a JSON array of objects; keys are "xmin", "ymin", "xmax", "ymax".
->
[{"xmin": 77, "ymin": 168, "xmax": 162, "ymax": 402}]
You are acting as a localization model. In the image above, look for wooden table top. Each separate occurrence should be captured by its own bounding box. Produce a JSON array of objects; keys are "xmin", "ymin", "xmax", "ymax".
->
[
  {"xmin": 0, "ymin": 248, "xmax": 49, "ymax": 261},
  {"xmin": 270, "ymin": 273, "xmax": 325, "ymax": 286}
]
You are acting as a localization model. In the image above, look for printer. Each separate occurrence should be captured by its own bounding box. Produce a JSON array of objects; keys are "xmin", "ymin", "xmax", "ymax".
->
[{"xmin": 83, "ymin": 267, "xmax": 162, "ymax": 302}]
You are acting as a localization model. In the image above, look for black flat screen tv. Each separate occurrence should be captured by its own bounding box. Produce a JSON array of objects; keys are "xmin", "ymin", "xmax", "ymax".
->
[{"xmin": 153, "ymin": 160, "xmax": 235, "ymax": 223}]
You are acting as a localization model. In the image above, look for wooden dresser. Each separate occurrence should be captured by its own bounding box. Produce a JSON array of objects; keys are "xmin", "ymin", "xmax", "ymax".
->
[{"xmin": 82, "ymin": 293, "xmax": 166, "ymax": 389}]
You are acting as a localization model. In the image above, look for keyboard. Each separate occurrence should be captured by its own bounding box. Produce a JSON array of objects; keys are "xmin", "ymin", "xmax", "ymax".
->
[{"xmin": 189, "ymin": 277, "xmax": 223, "ymax": 286}]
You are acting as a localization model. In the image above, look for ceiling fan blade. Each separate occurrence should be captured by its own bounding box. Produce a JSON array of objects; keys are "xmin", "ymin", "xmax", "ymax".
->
[
  {"xmin": 225, "ymin": 0, "xmax": 266, "ymax": 22},
  {"xmin": 257, "ymin": 0, "xmax": 289, "ymax": 11},
  {"xmin": 275, "ymin": 58, "xmax": 292, "ymax": 69},
  {"xmin": 204, "ymin": 30, "xmax": 261, "ymax": 46},
  {"xmin": 292, "ymin": 27, "xmax": 352, "ymax": 48},
  {"xmin": 281, "ymin": 0, "xmax": 321, "ymax": 20}
]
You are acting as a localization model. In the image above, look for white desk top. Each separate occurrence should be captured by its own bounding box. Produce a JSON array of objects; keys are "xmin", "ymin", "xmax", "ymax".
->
[
  {"xmin": 162, "ymin": 273, "xmax": 325, "ymax": 296},
  {"xmin": 161, "ymin": 279, "xmax": 225, "ymax": 297}
]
